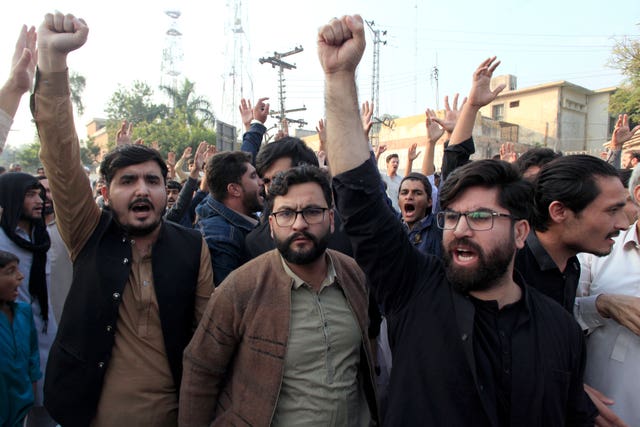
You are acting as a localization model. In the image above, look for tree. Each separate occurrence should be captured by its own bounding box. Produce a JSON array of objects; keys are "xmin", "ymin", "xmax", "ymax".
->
[
  {"xmin": 15, "ymin": 140, "xmax": 42, "ymax": 171},
  {"xmin": 608, "ymin": 35, "xmax": 640, "ymax": 122},
  {"xmin": 133, "ymin": 109, "xmax": 216, "ymax": 156},
  {"xmin": 159, "ymin": 79, "xmax": 215, "ymax": 126},
  {"xmin": 69, "ymin": 71, "xmax": 86, "ymax": 116},
  {"xmin": 106, "ymin": 81, "xmax": 167, "ymax": 126}
]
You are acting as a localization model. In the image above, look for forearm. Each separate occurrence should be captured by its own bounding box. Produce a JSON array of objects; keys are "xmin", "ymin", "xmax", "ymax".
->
[
  {"xmin": 33, "ymin": 69, "xmax": 100, "ymax": 258},
  {"xmin": 449, "ymin": 104, "xmax": 479, "ymax": 146},
  {"xmin": 241, "ymin": 122, "xmax": 266, "ymax": 165},
  {"xmin": 0, "ymin": 108, "xmax": 12, "ymax": 151},
  {"xmin": 606, "ymin": 149, "xmax": 621, "ymax": 169},
  {"xmin": 0, "ymin": 82, "xmax": 25, "ymax": 121},
  {"xmin": 325, "ymin": 73, "xmax": 370, "ymax": 175},
  {"xmin": 405, "ymin": 158, "xmax": 414, "ymax": 175},
  {"xmin": 421, "ymin": 142, "xmax": 436, "ymax": 176}
]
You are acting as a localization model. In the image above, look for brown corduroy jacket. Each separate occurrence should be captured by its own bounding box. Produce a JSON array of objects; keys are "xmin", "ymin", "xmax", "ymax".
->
[{"xmin": 179, "ymin": 249, "xmax": 379, "ymax": 427}]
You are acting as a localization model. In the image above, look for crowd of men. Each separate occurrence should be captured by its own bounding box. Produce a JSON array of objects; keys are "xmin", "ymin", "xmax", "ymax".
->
[{"xmin": 0, "ymin": 10, "xmax": 639, "ymax": 427}]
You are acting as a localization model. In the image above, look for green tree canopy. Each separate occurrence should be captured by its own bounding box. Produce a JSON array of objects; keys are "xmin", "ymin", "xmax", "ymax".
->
[
  {"xmin": 608, "ymin": 35, "xmax": 640, "ymax": 122},
  {"xmin": 104, "ymin": 79, "xmax": 217, "ymax": 156},
  {"xmin": 159, "ymin": 79, "xmax": 216, "ymax": 126}
]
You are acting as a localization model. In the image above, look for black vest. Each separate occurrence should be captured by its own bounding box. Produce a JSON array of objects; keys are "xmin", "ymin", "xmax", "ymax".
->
[{"xmin": 44, "ymin": 211, "xmax": 203, "ymax": 427}]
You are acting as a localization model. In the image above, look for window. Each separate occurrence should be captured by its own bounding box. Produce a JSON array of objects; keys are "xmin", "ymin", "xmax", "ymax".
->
[{"xmin": 492, "ymin": 104, "xmax": 504, "ymax": 120}]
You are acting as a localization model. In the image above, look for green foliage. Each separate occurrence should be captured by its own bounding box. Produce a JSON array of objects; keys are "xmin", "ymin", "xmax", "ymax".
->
[
  {"xmin": 159, "ymin": 79, "xmax": 216, "ymax": 126},
  {"xmin": 104, "ymin": 79, "xmax": 216, "ymax": 154},
  {"xmin": 608, "ymin": 35, "xmax": 640, "ymax": 122},
  {"xmin": 15, "ymin": 141, "xmax": 42, "ymax": 171},
  {"xmin": 80, "ymin": 137, "xmax": 101, "ymax": 167},
  {"xmin": 133, "ymin": 110, "xmax": 216, "ymax": 156},
  {"xmin": 69, "ymin": 71, "xmax": 87, "ymax": 116}
]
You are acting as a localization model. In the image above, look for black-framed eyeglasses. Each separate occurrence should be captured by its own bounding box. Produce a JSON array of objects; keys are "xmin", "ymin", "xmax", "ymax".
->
[
  {"xmin": 436, "ymin": 209, "xmax": 516, "ymax": 231},
  {"xmin": 271, "ymin": 207, "xmax": 328, "ymax": 227}
]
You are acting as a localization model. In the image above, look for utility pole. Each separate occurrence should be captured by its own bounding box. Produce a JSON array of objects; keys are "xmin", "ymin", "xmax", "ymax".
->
[
  {"xmin": 430, "ymin": 53, "xmax": 440, "ymax": 111},
  {"xmin": 259, "ymin": 46, "xmax": 307, "ymax": 130},
  {"xmin": 365, "ymin": 20, "xmax": 387, "ymax": 148}
]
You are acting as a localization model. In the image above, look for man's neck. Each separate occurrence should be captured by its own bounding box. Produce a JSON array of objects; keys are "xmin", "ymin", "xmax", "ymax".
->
[
  {"xmin": 469, "ymin": 273, "xmax": 522, "ymax": 309},
  {"xmin": 223, "ymin": 196, "xmax": 249, "ymax": 217},
  {"xmin": 535, "ymin": 229, "xmax": 574, "ymax": 272},
  {"xmin": 130, "ymin": 226, "xmax": 161, "ymax": 259},
  {"xmin": 387, "ymin": 169, "xmax": 397, "ymax": 178},
  {"xmin": 286, "ymin": 256, "xmax": 329, "ymax": 293},
  {"xmin": 16, "ymin": 219, "xmax": 32, "ymax": 236}
]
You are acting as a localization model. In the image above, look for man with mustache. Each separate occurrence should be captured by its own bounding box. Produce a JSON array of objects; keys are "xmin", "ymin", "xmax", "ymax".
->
[
  {"xmin": 195, "ymin": 151, "xmax": 263, "ymax": 286},
  {"xmin": 180, "ymin": 165, "xmax": 377, "ymax": 426},
  {"xmin": 319, "ymin": 14, "xmax": 595, "ymax": 425},
  {"xmin": 32, "ymin": 12, "xmax": 214, "ymax": 426}
]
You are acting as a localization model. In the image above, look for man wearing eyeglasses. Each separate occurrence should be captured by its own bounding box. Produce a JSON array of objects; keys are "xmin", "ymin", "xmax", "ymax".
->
[
  {"xmin": 180, "ymin": 165, "xmax": 378, "ymax": 427},
  {"xmin": 319, "ymin": 15, "xmax": 595, "ymax": 426}
]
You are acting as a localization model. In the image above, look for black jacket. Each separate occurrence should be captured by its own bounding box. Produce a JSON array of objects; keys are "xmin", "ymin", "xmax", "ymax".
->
[
  {"xmin": 332, "ymin": 158, "xmax": 596, "ymax": 426},
  {"xmin": 43, "ymin": 211, "xmax": 203, "ymax": 427}
]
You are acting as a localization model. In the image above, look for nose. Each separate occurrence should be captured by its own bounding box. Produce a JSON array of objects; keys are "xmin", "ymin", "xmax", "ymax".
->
[
  {"xmin": 452, "ymin": 215, "xmax": 473, "ymax": 239},
  {"xmin": 291, "ymin": 211, "xmax": 309, "ymax": 231},
  {"xmin": 615, "ymin": 210, "xmax": 631, "ymax": 231},
  {"xmin": 17, "ymin": 271, "xmax": 24, "ymax": 281}
]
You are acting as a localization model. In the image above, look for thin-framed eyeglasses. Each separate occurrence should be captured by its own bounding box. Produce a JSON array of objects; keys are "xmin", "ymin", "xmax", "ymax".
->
[
  {"xmin": 436, "ymin": 209, "xmax": 516, "ymax": 231},
  {"xmin": 271, "ymin": 207, "xmax": 328, "ymax": 227}
]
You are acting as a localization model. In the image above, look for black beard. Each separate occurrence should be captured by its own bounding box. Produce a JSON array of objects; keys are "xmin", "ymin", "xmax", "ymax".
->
[
  {"xmin": 442, "ymin": 235, "xmax": 514, "ymax": 294},
  {"xmin": 243, "ymin": 191, "xmax": 263, "ymax": 214},
  {"xmin": 275, "ymin": 230, "xmax": 330, "ymax": 265},
  {"xmin": 43, "ymin": 204, "xmax": 54, "ymax": 216}
]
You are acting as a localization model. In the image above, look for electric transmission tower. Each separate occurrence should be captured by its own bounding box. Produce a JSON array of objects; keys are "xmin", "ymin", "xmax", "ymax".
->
[
  {"xmin": 259, "ymin": 46, "xmax": 307, "ymax": 129},
  {"xmin": 221, "ymin": 0, "xmax": 253, "ymax": 133},
  {"xmin": 365, "ymin": 20, "xmax": 387, "ymax": 145},
  {"xmin": 160, "ymin": 9, "xmax": 184, "ymax": 101}
]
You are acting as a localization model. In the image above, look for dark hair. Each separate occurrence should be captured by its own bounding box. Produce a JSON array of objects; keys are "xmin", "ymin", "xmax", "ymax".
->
[
  {"xmin": 532, "ymin": 154, "xmax": 621, "ymax": 231},
  {"xmin": 386, "ymin": 153, "xmax": 399, "ymax": 164},
  {"xmin": 619, "ymin": 169, "xmax": 632, "ymax": 188},
  {"xmin": 400, "ymin": 172, "xmax": 433, "ymax": 199},
  {"xmin": 515, "ymin": 148, "xmax": 562, "ymax": 175},
  {"xmin": 0, "ymin": 250, "xmax": 19, "ymax": 268},
  {"xmin": 439, "ymin": 159, "xmax": 533, "ymax": 222},
  {"xmin": 269, "ymin": 165, "xmax": 333, "ymax": 208},
  {"xmin": 36, "ymin": 175, "xmax": 47, "ymax": 181},
  {"xmin": 206, "ymin": 151, "xmax": 252, "ymax": 201},
  {"xmin": 99, "ymin": 144, "xmax": 168, "ymax": 186},
  {"xmin": 166, "ymin": 180, "xmax": 182, "ymax": 191},
  {"xmin": 255, "ymin": 137, "xmax": 318, "ymax": 177},
  {"xmin": 627, "ymin": 150, "xmax": 640, "ymax": 161}
]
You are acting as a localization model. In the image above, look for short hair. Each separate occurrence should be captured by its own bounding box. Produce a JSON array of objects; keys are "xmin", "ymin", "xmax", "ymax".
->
[
  {"xmin": 166, "ymin": 180, "xmax": 182, "ymax": 191},
  {"xmin": 531, "ymin": 154, "xmax": 621, "ymax": 231},
  {"xmin": 386, "ymin": 153, "xmax": 399, "ymax": 164},
  {"xmin": 400, "ymin": 172, "xmax": 433, "ymax": 199},
  {"xmin": 626, "ymin": 150, "xmax": 640, "ymax": 161},
  {"xmin": 629, "ymin": 164, "xmax": 640, "ymax": 203},
  {"xmin": 439, "ymin": 159, "xmax": 533, "ymax": 222},
  {"xmin": 255, "ymin": 137, "xmax": 318, "ymax": 177},
  {"xmin": 0, "ymin": 250, "xmax": 19, "ymax": 268},
  {"xmin": 206, "ymin": 151, "xmax": 252, "ymax": 201},
  {"xmin": 514, "ymin": 148, "xmax": 562, "ymax": 175},
  {"xmin": 99, "ymin": 144, "xmax": 168, "ymax": 186},
  {"xmin": 269, "ymin": 165, "xmax": 333, "ymax": 209},
  {"xmin": 0, "ymin": 166, "xmax": 5, "ymax": 174}
]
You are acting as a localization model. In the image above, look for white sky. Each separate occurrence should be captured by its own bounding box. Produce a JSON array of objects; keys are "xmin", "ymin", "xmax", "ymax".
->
[{"xmin": 1, "ymin": 0, "xmax": 639, "ymax": 150}]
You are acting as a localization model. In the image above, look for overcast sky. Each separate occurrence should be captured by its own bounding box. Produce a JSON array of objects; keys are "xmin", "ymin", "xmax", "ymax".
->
[{"xmin": 1, "ymin": 0, "xmax": 639, "ymax": 150}]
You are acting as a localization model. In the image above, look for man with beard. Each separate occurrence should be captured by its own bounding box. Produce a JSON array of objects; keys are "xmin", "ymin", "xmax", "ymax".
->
[
  {"xmin": 180, "ymin": 165, "xmax": 377, "ymax": 426},
  {"xmin": 32, "ymin": 12, "xmax": 214, "ymax": 426},
  {"xmin": 0, "ymin": 172, "xmax": 57, "ymax": 426},
  {"xmin": 36, "ymin": 176, "xmax": 72, "ymax": 326},
  {"xmin": 320, "ymin": 15, "xmax": 594, "ymax": 425},
  {"xmin": 196, "ymin": 151, "xmax": 263, "ymax": 285},
  {"xmin": 515, "ymin": 154, "xmax": 629, "ymax": 313}
]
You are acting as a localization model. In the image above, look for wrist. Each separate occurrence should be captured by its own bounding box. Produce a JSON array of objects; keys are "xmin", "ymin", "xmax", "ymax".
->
[
  {"xmin": 595, "ymin": 294, "xmax": 611, "ymax": 318},
  {"xmin": 37, "ymin": 49, "xmax": 69, "ymax": 73}
]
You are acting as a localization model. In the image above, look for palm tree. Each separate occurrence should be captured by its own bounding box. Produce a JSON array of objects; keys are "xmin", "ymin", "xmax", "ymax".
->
[{"xmin": 159, "ymin": 79, "xmax": 215, "ymax": 127}]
